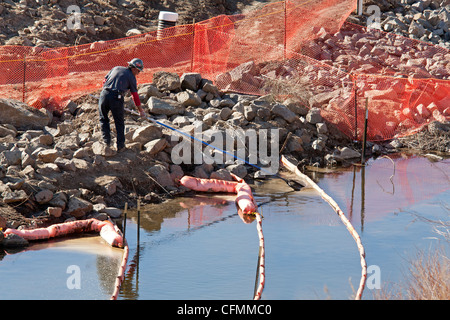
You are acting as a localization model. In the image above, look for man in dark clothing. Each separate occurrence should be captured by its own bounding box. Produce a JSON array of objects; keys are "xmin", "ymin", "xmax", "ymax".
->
[{"xmin": 98, "ymin": 58, "xmax": 146, "ymax": 152}]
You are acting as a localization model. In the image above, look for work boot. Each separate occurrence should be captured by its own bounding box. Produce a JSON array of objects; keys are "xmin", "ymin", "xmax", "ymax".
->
[{"xmin": 117, "ymin": 146, "xmax": 127, "ymax": 153}]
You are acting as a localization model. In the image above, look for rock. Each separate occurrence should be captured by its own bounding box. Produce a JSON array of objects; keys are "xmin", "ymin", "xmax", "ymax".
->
[
  {"xmin": 54, "ymin": 133, "xmax": 79, "ymax": 150},
  {"xmin": 210, "ymin": 168, "xmax": 233, "ymax": 181},
  {"xmin": 172, "ymin": 115, "xmax": 191, "ymax": 127},
  {"xmin": 409, "ymin": 20, "xmax": 426, "ymax": 38},
  {"xmin": 169, "ymin": 164, "xmax": 184, "ymax": 182},
  {"xmin": 219, "ymin": 107, "xmax": 233, "ymax": 120},
  {"xmin": 311, "ymin": 138, "xmax": 326, "ymax": 151},
  {"xmin": 147, "ymin": 97, "xmax": 185, "ymax": 115},
  {"xmin": 0, "ymin": 150, "xmax": 22, "ymax": 166},
  {"xmin": 316, "ymin": 123, "xmax": 328, "ymax": 134},
  {"xmin": 6, "ymin": 179, "xmax": 24, "ymax": 191},
  {"xmin": 283, "ymin": 99, "xmax": 309, "ymax": 116},
  {"xmin": 92, "ymin": 141, "xmax": 116, "ymax": 157},
  {"xmin": 148, "ymin": 164, "xmax": 174, "ymax": 187},
  {"xmin": 338, "ymin": 147, "xmax": 361, "ymax": 159},
  {"xmin": 37, "ymin": 149, "xmax": 61, "ymax": 163},
  {"xmin": 95, "ymin": 175, "xmax": 123, "ymax": 196},
  {"xmin": 35, "ymin": 189, "xmax": 53, "ymax": 204},
  {"xmin": 39, "ymin": 134, "xmax": 54, "ymax": 146},
  {"xmin": 0, "ymin": 98, "xmax": 51, "ymax": 129},
  {"xmin": 2, "ymin": 233, "xmax": 29, "ymax": 248},
  {"xmin": 287, "ymin": 135, "xmax": 304, "ymax": 153},
  {"xmin": 152, "ymin": 71, "xmax": 181, "ymax": 91},
  {"xmin": 0, "ymin": 124, "xmax": 17, "ymax": 138},
  {"xmin": 73, "ymin": 147, "xmax": 90, "ymax": 159},
  {"xmin": 226, "ymin": 163, "xmax": 247, "ymax": 178},
  {"xmin": 176, "ymin": 90, "xmax": 202, "ymax": 107},
  {"xmin": 48, "ymin": 192, "xmax": 68, "ymax": 210},
  {"xmin": 131, "ymin": 124, "xmax": 163, "ymax": 144},
  {"xmin": 194, "ymin": 166, "xmax": 209, "ymax": 179},
  {"xmin": 54, "ymin": 157, "xmax": 77, "ymax": 171},
  {"xmin": 65, "ymin": 197, "xmax": 93, "ymax": 218},
  {"xmin": 0, "ymin": 215, "xmax": 6, "ymax": 229},
  {"xmin": 46, "ymin": 206, "xmax": 62, "ymax": 218},
  {"xmin": 144, "ymin": 138, "xmax": 168, "ymax": 155},
  {"xmin": 306, "ymin": 108, "xmax": 323, "ymax": 124},
  {"xmin": 201, "ymin": 80, "xmax": 221, "ymax": 98},
  {"xmin": 180, "ymin": 73, "xmax": 202, "ymax": 91},
  {"xmin": 388, "ymin": 138, "xmax": 403, "ymax": 149},
  {"xmin": 100, "ymin": 207, "xmax": 122, "ymax": 218},
  {"xmin": 256, "ymin": 107, "xmax": 271, "ymax": 121},
  {"xmin": 271, "ymin": 104, "xmax": 298, "ymax": 123},
  {"xmin": 2, "ymin": 190, "xmax": 28, "ymax": 204},
  {"xmin": 126, "ymin": 28, "xmax": 141, "ymax": 36},
  {"xmin": 138, "ymin": 84, "xmax": 164, "ymax": 101},
  {"xmin": 244, "ymin": 105, "xmax": 257, "ymax": 121}
]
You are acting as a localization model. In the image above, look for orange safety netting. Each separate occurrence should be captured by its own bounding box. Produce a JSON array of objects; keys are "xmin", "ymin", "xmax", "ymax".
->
[{"xmin": 0, "ymin": 0, "xmax": 448, "ymax": 141}]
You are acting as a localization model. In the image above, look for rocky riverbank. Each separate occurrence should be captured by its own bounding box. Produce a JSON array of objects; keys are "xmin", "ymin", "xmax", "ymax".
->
[
  {"xmin": 0, "ymin": 70, "xmax": 389, "ymax": 246},
  {"xmin": 1, "ymin": 0, "xmax": 449, "ymax": 247}
]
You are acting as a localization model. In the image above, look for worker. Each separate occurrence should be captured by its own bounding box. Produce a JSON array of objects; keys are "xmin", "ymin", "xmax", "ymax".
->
[{"xmin": 98, "ymin": 58, "xmax": 146, "ymax": 152}]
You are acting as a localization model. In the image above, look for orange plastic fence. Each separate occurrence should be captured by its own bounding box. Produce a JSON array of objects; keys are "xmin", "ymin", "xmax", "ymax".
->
[{"xmin": 0, "ymin": 0, "xmax": 448, "ymax": 141}]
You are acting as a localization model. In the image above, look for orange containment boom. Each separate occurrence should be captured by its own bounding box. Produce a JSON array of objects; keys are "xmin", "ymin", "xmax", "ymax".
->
[
  {"xmin": 3, "ymin": 218, "xmax": 124, "ymax": 248},
  {"xmin": 179, "ymin": 174, "xmax": 258, "ymax": 214}
]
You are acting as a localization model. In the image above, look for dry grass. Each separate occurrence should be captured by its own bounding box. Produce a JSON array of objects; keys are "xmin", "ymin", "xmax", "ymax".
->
[
  {"xmin": 373, "ymin": 201, "xmax": 449, "ymax": 300},
  {"xmin": 374, "ymin": 246, "xmax": 449, "ymax": 300}
]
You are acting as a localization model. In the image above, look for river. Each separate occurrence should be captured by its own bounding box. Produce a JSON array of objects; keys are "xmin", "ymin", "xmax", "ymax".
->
[{"xmin": 0, "ymin": 153, "xmax": 448, "ymax": 300}]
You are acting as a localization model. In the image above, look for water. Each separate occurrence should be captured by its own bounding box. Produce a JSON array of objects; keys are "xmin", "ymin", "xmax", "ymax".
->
[
  {"xmin": 0, "ymin": 154, "xmax": 448, "ymax": 300},
  {"xmin": 0, "ymin": 234, "xmax": 124, "ymax": 300}
]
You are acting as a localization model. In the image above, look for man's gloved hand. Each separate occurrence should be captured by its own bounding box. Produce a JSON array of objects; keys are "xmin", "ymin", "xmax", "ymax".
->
[{"xmin": 137, "ymin": 106, "xmax": 146, "ymax": 118}]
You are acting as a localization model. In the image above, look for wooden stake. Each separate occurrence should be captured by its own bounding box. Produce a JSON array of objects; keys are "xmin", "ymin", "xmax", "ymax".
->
[{"xmin": 361, "ymin": 97, "xmax": 369, "ymax": 164}]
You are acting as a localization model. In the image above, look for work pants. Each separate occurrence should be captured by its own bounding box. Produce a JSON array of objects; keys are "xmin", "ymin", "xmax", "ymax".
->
[{"xmin": 98, "ymin": 89, "xmax": 125, "ymax": 150}]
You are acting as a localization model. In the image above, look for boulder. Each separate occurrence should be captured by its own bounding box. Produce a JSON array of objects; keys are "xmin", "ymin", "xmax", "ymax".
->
[
  {"xmin": 144, "ymin": 138, "xmax": 168, "ymax": 155},
  {"xmin": 180, "ymin": 73, "xmax": 202, "ymax": 91},
  {"xmin": 48, "ymin": 192, "xmax": 68, "ymax": 210},
  {"xmin": 35, "ymin": 189, "xmax": 53, "ymax": 204},
  {"xmin": 152, "ymin": 71, "xmax": 181, "ymax": 91},
  {"xmin": 92, "ymin": 141, "xmax": 115, "ymax": 157},
  {"xmin": 100, "ymin": 207, "xmax": 122, "ymax": 218},
  {"xmin": 226, "ymin": 163, "xmax": 247, "ymax": 178},
  {"xmin": 0, "ymin": 124, "xmax": 17, "ymax": 138},
  {"xmin": 147, "ymin": 164, "xmax": 174, "ymax": 187},
  {"xmin": 306, "ymin": 108, "xmax": 323, "ymax": 124},
  {"xmin": 147, "ymin": 97, "xmax": 185, "ymax": 115},
  {"xmin": 271, "ymin": 104, "xmax": 298, "ymax": 123},
  {"xmin": 131, "ymin": 124, "xmax": 163, "ymax": 144},
  {"xmin": 2, "ymin": 190, "xmax": 28, "ymax": 204},
  {"xmin": 65, "ymin": 197, "xmax": 93, "ymax": 218},
  {"xmin": 176, "ymin": 90, "xmax": 202, "ymax": 107},
  {"xmin": 95, "ymin": 175, "xmax": 123, "ymax": 196},
  {"xmin": 37, "ymin": 149, "xmax": 61, "ymax": 163},
  {"xmin": 0, "ymin": 150, "xmax": 22, "ymax": 166},
  {"xmin": 0, "ymin": 99, "xmax": 51, "ymax": 129},
  {"xmin": 46, "ymin": 206, "xmax": 62, "ymax": 218},
  {"xmin": 338, "ymin": 147, "xmax": 361, "ymax": 159},
  {"xmin": 210, "ymin": 168, "xmax": 233, "ymax": 181}
]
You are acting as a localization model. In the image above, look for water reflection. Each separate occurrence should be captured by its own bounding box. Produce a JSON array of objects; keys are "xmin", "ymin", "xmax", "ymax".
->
[
  {"xmin": 318, "ymin": 153, "xmax": 450, "ymax": 230},
  {"xmin": 0, "ymin": 235, "xmax": 124, "ymax": 299}
]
